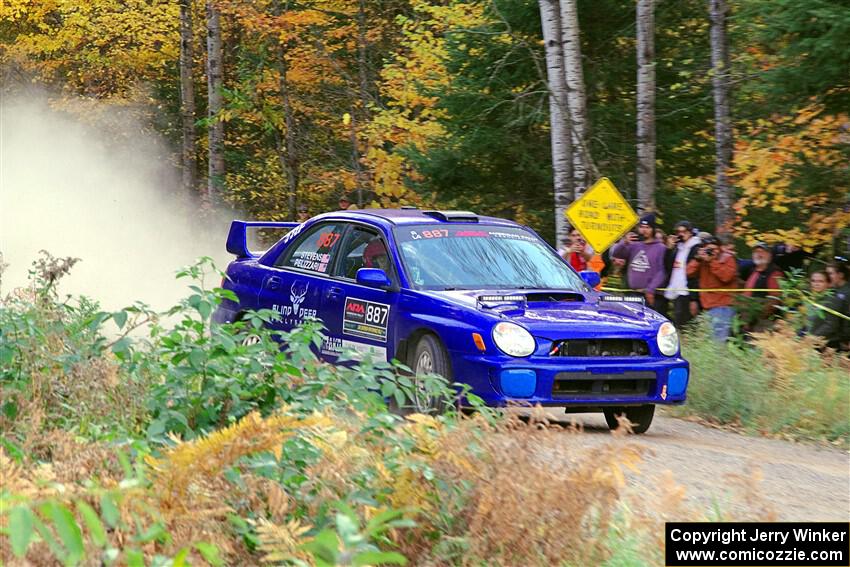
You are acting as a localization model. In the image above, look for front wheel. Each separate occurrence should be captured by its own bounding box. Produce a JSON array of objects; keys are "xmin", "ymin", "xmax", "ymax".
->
[
  {"xmin": 406, "ymin": 334, "xmax": 452, "ymax": 414},
  {"xmin": 603, "ymin": 405, "xmax": 655, "ymax": 434}
]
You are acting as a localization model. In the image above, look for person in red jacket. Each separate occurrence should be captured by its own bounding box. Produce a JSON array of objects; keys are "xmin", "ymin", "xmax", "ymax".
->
[
  {"xmin": 561, "ymin": 226, "xmax": 594, "ymax": 272},
  {"xmin": 740, "ymin": 242, "xmax": 783, "ymax": 333},
  {"xmin": 687, "ymin": 235, "xmax": 738, "ymax": 341}
]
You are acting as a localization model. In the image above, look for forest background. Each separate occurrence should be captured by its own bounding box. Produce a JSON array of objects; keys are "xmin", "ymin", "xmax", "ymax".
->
[{"xmin": 2, "ymin": 0, "xmax": 848, "ymax": 253}]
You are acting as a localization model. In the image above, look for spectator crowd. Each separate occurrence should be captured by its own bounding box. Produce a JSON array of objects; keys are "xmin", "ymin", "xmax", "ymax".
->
[{"xmin": 560, "ymin": 213, "xmax": 850, "ymax": 350}]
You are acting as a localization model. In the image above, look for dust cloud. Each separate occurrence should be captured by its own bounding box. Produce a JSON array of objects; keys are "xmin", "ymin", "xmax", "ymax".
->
[{"xmin": 0, "ymin": 91, "xmax": 234, "ymax": 310}]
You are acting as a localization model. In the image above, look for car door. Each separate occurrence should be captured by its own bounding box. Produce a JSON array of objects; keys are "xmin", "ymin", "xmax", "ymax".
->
[
  {"xmin": 319, "ymin": 223, "xmax": 399, "ymax": 363},
  {"xmin": 255, "ymin": 221, "xmax": 347, "ymax": 333}
]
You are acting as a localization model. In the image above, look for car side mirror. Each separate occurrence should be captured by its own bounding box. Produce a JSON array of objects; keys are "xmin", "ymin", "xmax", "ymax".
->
[
  {"xmin": 579, "ymin": 270, "xmax": 601, "ymax": 288},
  {"xmin": 356, "ymin": 268, "xmax": 393, "ymax": 289}
]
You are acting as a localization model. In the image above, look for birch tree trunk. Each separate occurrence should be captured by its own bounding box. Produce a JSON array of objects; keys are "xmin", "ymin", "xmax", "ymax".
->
[
  {"xmin": 559, "ymin": 0, "xmax": 594, "ymax": 197},
  {"xmin": 205, "ymin": 0, "xmax": 224, "ymax": 206},
  {"xmin": 636, "ymin": 0, "xmax": 656, "ymax": 213},
  {"xmin": 539, "ymin": 0, "xmax": 573, "ymax": 245},
  {"xmin": 709, "ymin": 0, "xmax": 734, "ymax": 233},
  {"xmin": 179, "ymin": 0, "xmax": 197, "ymax": 195}
]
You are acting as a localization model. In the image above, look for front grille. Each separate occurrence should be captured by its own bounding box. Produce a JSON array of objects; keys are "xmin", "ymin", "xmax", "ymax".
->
[
  {"xmin": 551, "ymin": 371, "xmax": 655, "ymax": 398},
  {"xmin": 549, "ymin": 339, "xmax": 649, "ymax": 357}
]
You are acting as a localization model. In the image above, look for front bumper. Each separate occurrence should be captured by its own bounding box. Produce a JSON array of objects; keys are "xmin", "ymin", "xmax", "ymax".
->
[{"xmin": 451, "ymin": 352, "xmax": 689, "ymax": 407}]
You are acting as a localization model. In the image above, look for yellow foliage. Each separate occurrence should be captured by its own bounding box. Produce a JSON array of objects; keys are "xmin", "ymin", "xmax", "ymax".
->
[
  {"xmin": 256, "ymin": 517, "xmax": 314, "ymax": 565},
  {"xmin": 731, "ymin": 103, "xmax": 850, "ymax": 249},
  {"xmin": 3, "ymin": 0, "xmax": 179, "ymax": 97},
  {"xmin": 365, "ymin": 1, "xmax": 489, "ymax": 205},
  {"xmin": 148, "ymin": 409, "xmax": 331, "ymax": 513}
]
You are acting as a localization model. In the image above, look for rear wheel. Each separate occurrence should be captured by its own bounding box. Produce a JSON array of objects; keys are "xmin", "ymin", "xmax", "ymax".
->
[
  {"xmin": 232, "ymin": 313, "xmax": 262, "ymax": 346},
  {"xmin": 603, "ymin": 405, "xmax": 655, "ymax": 434}
]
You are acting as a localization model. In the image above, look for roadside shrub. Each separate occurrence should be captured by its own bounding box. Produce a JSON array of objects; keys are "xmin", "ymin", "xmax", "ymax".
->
[
  {"xmin": 0, "ymin": 255, "xmax": 779, "ymax": 565},
  {"xmin": 677, "ymin": 318, "xmax": 849, "ymax": 444},
  {"xmin": 0, "ymin": 252, "xmax": 147, "ymax": 452}
]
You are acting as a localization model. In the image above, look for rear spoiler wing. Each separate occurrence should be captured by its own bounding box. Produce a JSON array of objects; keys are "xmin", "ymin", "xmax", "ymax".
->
[{"xmin": 226, "ymin": 220, "xmax": 300, "ymax": 258}]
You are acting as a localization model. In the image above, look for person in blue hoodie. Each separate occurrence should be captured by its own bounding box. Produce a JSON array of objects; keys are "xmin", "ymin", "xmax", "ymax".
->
[{"xmin": 611, "ymin": 213, "xmax": 670, "ymax": 312}]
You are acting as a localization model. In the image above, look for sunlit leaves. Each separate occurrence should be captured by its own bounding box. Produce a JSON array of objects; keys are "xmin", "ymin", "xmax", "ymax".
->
[{"xmin": 731, "ymin": 102, "xmax": 850, "ymax": 249}]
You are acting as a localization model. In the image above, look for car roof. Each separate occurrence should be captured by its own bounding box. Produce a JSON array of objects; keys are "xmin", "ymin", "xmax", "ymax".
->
[{"xmin": 310, "ymin": 208, "xmax": 522, "ymax": 228}]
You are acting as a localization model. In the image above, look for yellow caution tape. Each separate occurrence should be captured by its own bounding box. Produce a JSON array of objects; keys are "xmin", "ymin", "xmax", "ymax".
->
[
  {"xmin": 599, "ymin": 287, "xmax": 850, "ymax": 322},
  {"xmin": 602, "ymin": 287, "xmax": 784, "ymax": 293},
  {"xmin": 805, "ymin": 298, "xmax": 850, "ymax": 321}
]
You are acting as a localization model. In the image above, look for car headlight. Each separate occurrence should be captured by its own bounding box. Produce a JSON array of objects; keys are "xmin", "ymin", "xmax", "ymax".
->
[
  {"xmin": 492, "ymin": 322, "xmax": 536, "ymax": 357},
  {"xmin": 657, "ymin": 322, "xmax": 679, "ymax": 356}
]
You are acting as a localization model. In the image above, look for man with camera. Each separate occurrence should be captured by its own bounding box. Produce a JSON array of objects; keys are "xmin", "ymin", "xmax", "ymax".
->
[{"xmin": 686, "ymin": 234, "xmax": 739, "ymax": 341}]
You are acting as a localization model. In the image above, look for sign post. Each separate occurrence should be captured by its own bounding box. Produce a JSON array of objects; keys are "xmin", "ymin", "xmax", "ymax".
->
[{"xmin": 565, "ymin": 177, "xmax": 639, "ymax": 254}]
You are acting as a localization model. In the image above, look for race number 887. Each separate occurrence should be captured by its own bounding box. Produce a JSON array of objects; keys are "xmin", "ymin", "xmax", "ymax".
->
[{"xmin": 366, "ymin": 304, "xmax": 389, "ymax": 326}]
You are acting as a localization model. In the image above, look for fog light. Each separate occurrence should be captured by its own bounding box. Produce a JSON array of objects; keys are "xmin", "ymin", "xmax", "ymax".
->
[
  {"xmin": 500, "ymin": 369, "xmax": 536, "ymax": 398},
  {"xmin": 667, "ymin": 367, "xmax": 688, "ymax": 396}
]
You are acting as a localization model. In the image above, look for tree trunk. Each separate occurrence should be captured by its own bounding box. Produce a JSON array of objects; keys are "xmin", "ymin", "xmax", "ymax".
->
[
  {"xmin": 354, "ymin": 0, "xmax": 369, "ymax": 207},
  {"xmin": 709, "ymin": 0, "xmax": 734, "ymax": 234},
  {"xmin": 636, "ymin": 0, "xmax": 656, "ymax": 213},
  {"xmin": 205, "ymin": 0, "xmax": 224, "ymax": 206},
  {"xmin": 273, "ymin": 1, "xmax": 299, "ymax": 219},
  {"xmin": 277, "ymin": 51, "xmax": 299, "ymax": 220},
  {"xmin": 539, "ymin": 0, "xmax": 573, "ymax": 245},
  {"xmin": 559, "ymin": 0, "xmax": 594, "ymax": 197},
  {"xmin": 179, "ymin": 0, "xmax": 197, "ymax": 195}
]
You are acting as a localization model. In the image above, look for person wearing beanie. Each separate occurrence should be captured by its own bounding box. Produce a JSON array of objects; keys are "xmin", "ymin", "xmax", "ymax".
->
[{"xmin": 611, "ymin": 213, "xmax": 669, "ymax": 311}]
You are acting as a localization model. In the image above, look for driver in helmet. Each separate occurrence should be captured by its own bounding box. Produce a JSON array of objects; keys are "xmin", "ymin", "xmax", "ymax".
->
[{"xmin": 363, "ymin": 238, "xmax": 390, "ymax": 272}]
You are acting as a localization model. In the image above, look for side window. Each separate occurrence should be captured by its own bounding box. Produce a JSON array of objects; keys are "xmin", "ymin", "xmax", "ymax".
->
[
  {"xmin": 274, "ymin": 222, "xmax": 345, "ymax": 274},
  {"xmin": 333, "ymin": 226, "xmax": 392, "ymax": 280}
]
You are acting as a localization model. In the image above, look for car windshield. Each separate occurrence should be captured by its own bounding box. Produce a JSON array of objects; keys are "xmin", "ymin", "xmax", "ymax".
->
[{"xmin": 394, "ymin": 224, "xmax": 587, "ymax": 291}]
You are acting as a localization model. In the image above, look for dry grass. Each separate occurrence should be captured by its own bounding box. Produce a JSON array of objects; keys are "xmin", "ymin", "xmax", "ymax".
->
[
  {"xmin": 288, "ymin": 410, "xmax": 648, "ymax": 566},
  {"xmin": 678, "ymin": 319, "xmax": 849, "ymax": 444}
]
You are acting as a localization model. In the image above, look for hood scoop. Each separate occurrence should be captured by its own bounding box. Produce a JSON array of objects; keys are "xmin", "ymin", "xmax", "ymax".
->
[
  {"xmin": 476, "ymin": 291, "xmax": 586, "ymax": 313},
  {"xmin": 599, "ymin": 294, "xmax": 646, "ymax": 306},
  {"xmin": 477, "ymin": 294, "xmax": 527, "ymax": 310},
  {"xmin": 525, "ymin": 292, "xmax": 585, "ymax": 303}
]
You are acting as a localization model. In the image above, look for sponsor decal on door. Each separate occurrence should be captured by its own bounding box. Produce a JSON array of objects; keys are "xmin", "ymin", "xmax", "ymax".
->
[
  {"xmin": 321, "ymin": 335, "xmax": 387, "ymax": 360},
  {"xmin": 272, "ymin": 280, "xmax": 318, "ymax": 325},
  {"xmin": 343, "ymin": 298, "xmax": 390, "ymax": 342}
]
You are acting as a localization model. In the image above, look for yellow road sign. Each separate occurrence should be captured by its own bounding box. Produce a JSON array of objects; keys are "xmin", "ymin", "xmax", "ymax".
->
[{"xmin": 565, "ymin": 177, "xmax": 638, "ymax": 254}]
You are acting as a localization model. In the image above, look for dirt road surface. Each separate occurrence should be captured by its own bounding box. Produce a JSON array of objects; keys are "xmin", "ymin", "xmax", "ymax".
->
[{"xmin": 529, "ymin": 410, "xmax": 850, "ymax": 521}]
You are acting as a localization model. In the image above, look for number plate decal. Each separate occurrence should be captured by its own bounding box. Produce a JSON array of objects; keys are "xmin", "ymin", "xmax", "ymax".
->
[{"xmin": 343, "ymin": 298, "xmax": 390, "ymax": 342}]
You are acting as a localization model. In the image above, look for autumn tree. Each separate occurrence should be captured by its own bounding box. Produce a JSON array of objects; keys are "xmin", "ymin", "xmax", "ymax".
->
[
  {"xmin": 732, "ymin": 104, "xmax": 850, "ymax": 250},
  {"xmin": 1, "ymin": 0, "xmax": 178, "ymax": 99}
]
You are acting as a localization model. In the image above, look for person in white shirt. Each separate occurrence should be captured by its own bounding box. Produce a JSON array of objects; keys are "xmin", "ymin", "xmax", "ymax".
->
[{"xmin": 664, "ymin": 220, "xmax": 702, "ymax": 327}]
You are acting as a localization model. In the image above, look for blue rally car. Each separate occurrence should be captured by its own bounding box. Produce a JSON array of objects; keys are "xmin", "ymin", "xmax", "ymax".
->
[{"xmin": 214, "ymin": 208, "xmax": 689, "ymax": 433}]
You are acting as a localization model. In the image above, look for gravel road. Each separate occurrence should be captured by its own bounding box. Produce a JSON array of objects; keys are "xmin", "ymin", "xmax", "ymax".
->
[{"xmin": 526, "ymin": 410, "xmax": 850, "ymax": 521}]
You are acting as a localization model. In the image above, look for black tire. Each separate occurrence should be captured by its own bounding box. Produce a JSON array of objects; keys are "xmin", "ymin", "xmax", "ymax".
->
[
  {"xmin": 403, "ymin": 334, "xmax": 452, "ymax": 414},
  {"xmin": 603, "ymin": 405, "xmax": 655, "ymax": 434}
]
